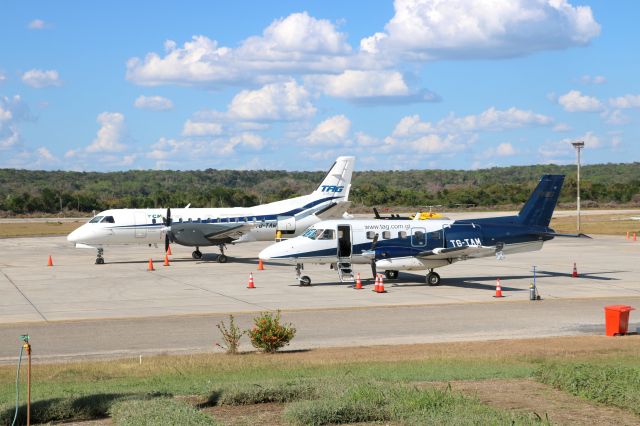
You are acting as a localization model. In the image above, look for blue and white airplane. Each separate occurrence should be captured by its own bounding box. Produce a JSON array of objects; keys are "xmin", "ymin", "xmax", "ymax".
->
[
  {"xmin": 67, "ymin": 156, "xmax": 354, "ymax": 264},
  {"xmin": 259, "ymin": 175, "xmax": 589, "ymax": 286}
]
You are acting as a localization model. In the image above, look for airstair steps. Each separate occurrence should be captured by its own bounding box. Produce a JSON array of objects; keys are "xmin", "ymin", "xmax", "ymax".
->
[{"xmin": 337, "ymin": 258, "xmax": 355, "ymax": 283}]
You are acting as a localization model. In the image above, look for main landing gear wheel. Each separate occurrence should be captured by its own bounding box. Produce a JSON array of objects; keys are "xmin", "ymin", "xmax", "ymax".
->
[
  {"xmin": 217, "ymin": 254, "xmax": 228, "ymax": 263},
  {"xmin": 426, "ymin": 271, "xmax": 441, "ymax": 286},
  {"xmin": 299, "ymin": 276, "xmax": 312, "ymax": 287},
  {"xmin": 192, "ymin": 250, "xmax": 203, "ymax": 260},
  {"xmin": 384, "ymin": 270, "xmax": 399, "ymax": 279}
]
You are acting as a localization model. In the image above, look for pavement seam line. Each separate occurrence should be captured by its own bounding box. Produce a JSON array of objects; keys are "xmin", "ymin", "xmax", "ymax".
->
[
  {"xmin": 0, "ymin": 269, "xmax": 48, "ymax": 322},
  {"xmin": 153, "ymin": 270, "xmax": 270, "ymax": 310}
]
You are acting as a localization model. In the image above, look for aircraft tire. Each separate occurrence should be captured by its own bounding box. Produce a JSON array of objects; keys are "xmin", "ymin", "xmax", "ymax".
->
[
  {"xmin": 299, "ymin": 276, "xmax": 312, "ymax": 286},
  {"xmin": 384, "ymin": 270, "xmax": 399, "ymax": 279},
  {"xmin": 426, "ymin": 272, "xmax": 441, "ymax": 286},
  {"xmin": 217, "ymin": 254, "xmax": 228, "ymax": 263},
  {"xmin": 192, "ymin": 250, "xmax": 202, "ymax": 260},
  {"xmin": 95, "ymin": 258, "xmax": 105, "ymax": 265}
]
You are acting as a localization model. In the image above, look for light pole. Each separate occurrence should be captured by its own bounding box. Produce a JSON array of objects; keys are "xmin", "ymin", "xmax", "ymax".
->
[{"xmin": 571, "ymin": 141, "xmax": 585, "ymax": 232}]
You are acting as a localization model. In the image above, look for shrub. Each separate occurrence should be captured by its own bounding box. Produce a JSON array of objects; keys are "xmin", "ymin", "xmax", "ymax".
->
[
  {"xmin": 110, "ymin": 397, "xmax": 218, "ymax": 425},
  {"xmin": 248, "ymin": 310, "xmax": 296, "ymax": 353},
  {"xmin": 215, "ymin": 315, "xmax": 245, "ymax": 354}
]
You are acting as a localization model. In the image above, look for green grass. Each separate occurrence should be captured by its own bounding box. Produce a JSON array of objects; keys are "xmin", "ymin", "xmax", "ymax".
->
[
  {"xmin": 284, "ymin": 382, "xmax": 548, "ymax": 425},
  {"xmin": 110, "ymin": 398, "xmax": 219, "ymax": 425},
  {"xmin": 2, "ymin": 338, "xmax": 640, "ymax": 425},
  {"xmin": 536, "ymin": 362, "xmax": 640, "ymax": 415}
]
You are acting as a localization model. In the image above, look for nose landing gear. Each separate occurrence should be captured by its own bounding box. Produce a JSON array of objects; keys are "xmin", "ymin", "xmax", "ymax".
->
[
  {"xmin": 426, "ymin": 269, "xmax": 441, "ymax": 286},
  {"xmin": 95, "ymin": 248, "xmax": 105, "ymax": 264}
]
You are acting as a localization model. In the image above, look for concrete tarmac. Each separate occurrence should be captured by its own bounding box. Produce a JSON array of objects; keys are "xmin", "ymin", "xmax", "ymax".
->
[{"xmin": 0, "ymin": 232, "xmax": 639, "ymax": 361}]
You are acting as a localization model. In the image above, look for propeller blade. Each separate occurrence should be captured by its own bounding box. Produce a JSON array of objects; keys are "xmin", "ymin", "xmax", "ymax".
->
[
  {"xmin": 371, "ymin": 233, "xmax": 379, "ymax": 250},
  {"xmin": 370, "ymin": 260, "xmax": 377, "ymax": 279},
  {"xmin": 165, "ymin": 234, "xmax": 170, "ymax": 254},
  {"xmin": 373, "ymin": 207, "xmax": 381, "ymax": 219},
  {"xmin": 164, "ymin": 207, "xmax": 172, "ymax": 226}
]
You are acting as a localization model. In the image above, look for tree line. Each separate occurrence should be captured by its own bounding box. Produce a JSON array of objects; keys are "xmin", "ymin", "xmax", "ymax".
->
[{"xmin": 0, "ymin": 163, "xmax": 638, "ymax": 215}]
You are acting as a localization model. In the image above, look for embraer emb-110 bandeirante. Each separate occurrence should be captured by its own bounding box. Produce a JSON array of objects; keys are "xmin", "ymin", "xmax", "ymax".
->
[
  {"xmin": 259, "ymin": 175, "xmax": 589, "ymax": 286},
  {"xmin": 67, "ymin": 156, "xmax": 354, "ymax": 264}
]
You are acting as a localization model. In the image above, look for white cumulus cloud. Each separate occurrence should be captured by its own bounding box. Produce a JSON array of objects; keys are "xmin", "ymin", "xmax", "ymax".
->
[
  {"xmin": 580, "ymin": 74, "xmax": 606, "ymax": 84},
  {"xmin": 86, "ymin": 112, "xmax": 127, "ymax": 152},
  {"xmin": 306, "ymin": 115, "xmax": 351, "ymax": 145},
  {"xmin": 182, "ymin": 120, "xmax": 223, "ymax": 136},
  {"xmin": 609, "ymin": 94, "xmax": 640, "ymax": 109},
  {"xmin": 21, "ymin": 69, "xmax": 62, "ymax": 88},
  {"xmin": 557, "ymin": 90, "xmax": 603, "ymax": 112},
  {"xmin": 126, "ymin": 12, "xmax": 351, "ymax": 87},
  {"xmin": 28, "ymin": 19, "xmax": 48, "ymax": 30},
  {"xmin": 0, "ymin": 95, "xmax": 31, "ymax": 150},
  {"xmin": 134, "ymin": 95, "xmax": 174, "ymax": 111},
  {"xmin": 228, "ymin": 80, "xmax": 316, "ymax": 121},
  {"xmin": 362, "ymin": 0, "xmax": 601, "ymax": 60}
]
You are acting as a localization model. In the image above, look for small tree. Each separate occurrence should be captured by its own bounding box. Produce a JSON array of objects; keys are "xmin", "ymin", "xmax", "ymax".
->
[
  {"xmin": 249, "ymin": 310, "xmax": 296, "ymax": 353},
  {"xmin": 216, "ymin": 315, "xmax": 246, "ymax": 354}
]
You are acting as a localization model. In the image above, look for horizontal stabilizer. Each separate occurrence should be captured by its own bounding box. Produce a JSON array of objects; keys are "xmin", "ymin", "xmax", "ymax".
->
[{"xmin": 315, "ymin": 201, "xmax": 351, "ymax": 220}]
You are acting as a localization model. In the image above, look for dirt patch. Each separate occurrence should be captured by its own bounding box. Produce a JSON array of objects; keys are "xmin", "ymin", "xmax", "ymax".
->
[
  {"xmin": 0, "ymin": 221, "xmax": 82, "ymax": 238},
  {"xmin": 441, "ymin": 378, "xmax": 640, "ymax": 425},
  {"xmin": 204, "ymin": 402, "xmax": 286, "ymax": 426}
]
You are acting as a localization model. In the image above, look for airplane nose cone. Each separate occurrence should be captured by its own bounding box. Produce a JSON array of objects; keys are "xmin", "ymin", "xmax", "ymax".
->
[
  {"xmin": 258, "ymin": 245, "xmax": 276, "ymax": 260},
  {"xmin": 67, "ymin": 228, "xmax": 81, "ymax": 243}
]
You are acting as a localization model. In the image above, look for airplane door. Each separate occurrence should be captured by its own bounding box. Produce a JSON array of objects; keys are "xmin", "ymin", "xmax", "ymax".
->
[
  {"xmin": 134, "ymin": 211, "xmax": 147, "ymax": 238},
  {"xmin": 411, "ymin": 227, "xmax": 427, "ymax": 247},
  {"xmin": 337, "ymin": 224, "xmax": 352, "ymax": 258},
  {"xmin": 443, "ymin": 223, "xmax": 482, "ymax": 248}
]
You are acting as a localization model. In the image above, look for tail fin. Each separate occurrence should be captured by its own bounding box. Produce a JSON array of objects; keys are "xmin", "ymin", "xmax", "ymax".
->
[
  {"xmin": 312, "ymin": 156, "xmax": 355, "ymax": 200},
  {"xmin": 517, "ymin": 175, "xmax": 565, "ymax": 227}
]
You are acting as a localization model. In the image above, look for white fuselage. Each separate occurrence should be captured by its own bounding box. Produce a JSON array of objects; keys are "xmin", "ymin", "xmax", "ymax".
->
[
  {"xmin": 259, "ymin": 218, "xmax": 545, "ymax": 272},
  {"xmin": 67, "ymin": 194, "xmax": 341, "ymax": 248}
]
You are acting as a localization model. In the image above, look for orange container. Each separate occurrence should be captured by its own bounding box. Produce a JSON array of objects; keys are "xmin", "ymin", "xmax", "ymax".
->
[{"xmin": 604, "ymin": 305, "xmax": 635, "ymax": 336}]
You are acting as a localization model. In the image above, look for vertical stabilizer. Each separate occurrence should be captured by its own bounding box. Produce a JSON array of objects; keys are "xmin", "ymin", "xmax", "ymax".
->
[
  {"xmin": 517, "ymin": 175, "xmax": 565, "ymax": 227},
  {"xmin": 312, "ymin": 156, "xmax": 355, "ymax": 200}
]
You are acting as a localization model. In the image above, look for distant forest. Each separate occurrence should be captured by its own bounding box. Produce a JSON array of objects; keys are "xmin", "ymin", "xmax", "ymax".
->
[{"xmin": 0, "ymin": 163, "xmax": 639, "ymax": 215}]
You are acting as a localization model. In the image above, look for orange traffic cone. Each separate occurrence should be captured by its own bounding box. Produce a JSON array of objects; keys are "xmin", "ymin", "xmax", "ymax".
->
[
  {"xmin": 167, "ymin": 245, "xmax": 172, "ymax": 255},
  {"xmin": 372, "ymin": 274, "xmax": 380, "ymax": 292},
  {"xmin": 258, "ymin": 259, "xmax": 264, "ymax": 271},
  {"xmin": 355, "ymin": 272, "xmax": 363, "ymax": 290},
  {"xmin": 626, "ymin": 231, "xmax": 630, "ymax": 240},
  {"xmin": 377, "ymin": 274, "xmax": 386, "ymax": 293},
  {"xmin": 572, "ymin": 262, "xmax": 578, "ymax": 278},
  {"xmin": 148, "ymin": 258, "xmax": 155, "ymax": 271},
  {"xmin": 493, "ymin": 278, "xmax": 504, "ymax": 298},
  {"xmin": 247, "ymin": 272, "xmax": 255, "ymax": 289},
  {"xmin": 47, "ymin": 255, "xmax": 53, "ymax": 267},
  {"xmin": 163, "ymin": 254, "xmax": 170, "ymax": 266},
  {"xmin": 634, "ymin": 233, "xmax": 637, "ymax": 242}
]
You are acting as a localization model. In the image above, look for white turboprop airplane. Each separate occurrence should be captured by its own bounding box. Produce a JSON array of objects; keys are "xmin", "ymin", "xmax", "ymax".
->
[
  {"xmin": 67, "ymin": 156, "xmax": 355, "ymax": 264},
  {"xmin": 259, "ymin": 175, "xmax": 589, "ymax": 286}
]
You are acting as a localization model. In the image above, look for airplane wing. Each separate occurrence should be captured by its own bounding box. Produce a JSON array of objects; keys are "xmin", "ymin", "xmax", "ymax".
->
[
  {"xmin": 417, "ymin": 245, "xmax": 497, "ymax": 260},
  {"xmin": 169, "ymin": 222, "xmax": 254, "ymax": 245},
  {"xmin": 529, "ymin": 231, "xmax": 592, "ymax": 239},
  {"xmin": 315, "ymin": 201, "xmax": 351, "ymax": 220}
]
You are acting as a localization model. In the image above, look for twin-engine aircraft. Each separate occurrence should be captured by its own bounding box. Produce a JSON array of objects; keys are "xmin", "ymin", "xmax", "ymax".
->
[
  {"xmin": 67, "ymin": 156, "xmax": 355, "ymax": 264},
  {"xmin": 259, "ymin": 175, "xmax": 589, "ymax": 286}
]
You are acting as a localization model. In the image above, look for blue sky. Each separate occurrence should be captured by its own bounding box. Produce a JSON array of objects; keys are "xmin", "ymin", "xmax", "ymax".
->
[{"xmin": 1, "ymin": 0, "xmax": 638, "ymax": 171}]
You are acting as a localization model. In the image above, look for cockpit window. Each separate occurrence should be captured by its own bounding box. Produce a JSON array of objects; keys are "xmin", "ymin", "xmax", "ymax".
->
[
  {"xmin": 317, "ymin": 229, "xmax": 335, "ymax": 240},
  {"xmin": 302, "ymin": 228, "xmax": 319, "ymax": 240},
  {"xmin": 103, "ymin": 216, "xmax": 115, "ymax": 223},
  {"xmin": 89, "ymin": 216, "xmax": 103, "ymax": 223}
]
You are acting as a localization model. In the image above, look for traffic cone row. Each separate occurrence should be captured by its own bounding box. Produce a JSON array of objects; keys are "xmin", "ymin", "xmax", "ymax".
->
[
  {"xmin": 493, "ymin": 278, "xmax": 504, "ymax": 298},
  {"xmin": 373, "ymin": 274, "xmax": 386, "ymax": 293},
  {"xmin": 247, "ymin": 272, "xmax": 255, "ymax": 289},
  {"xmin": 627, "ymin": 232, "xmax": 638, "ymax": 241}
]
